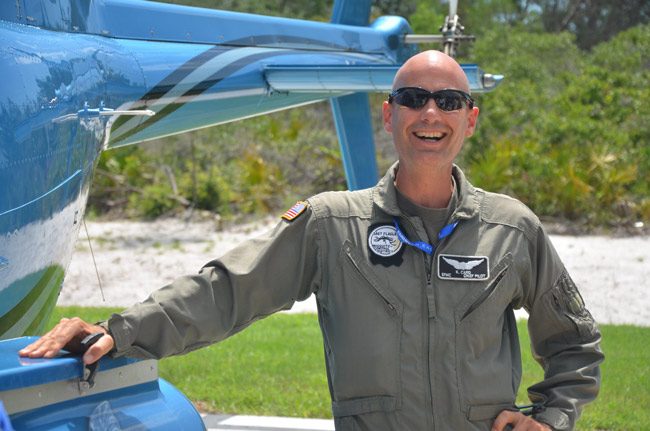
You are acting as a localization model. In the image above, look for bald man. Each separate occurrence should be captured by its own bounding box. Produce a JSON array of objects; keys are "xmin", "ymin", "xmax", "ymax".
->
[{"xmin": 22, "ymin": 51, "xmax": 602, "ymax": 431}]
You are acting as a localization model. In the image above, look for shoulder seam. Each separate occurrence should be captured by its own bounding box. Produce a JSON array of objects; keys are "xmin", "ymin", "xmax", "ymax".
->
[
  {"xmin": 477, "ymin": 190, "xmax": 540, "ymax": 243},
  {"xmin": 307, "ymin": 189, "xmax": 373, "ymax": 220}
]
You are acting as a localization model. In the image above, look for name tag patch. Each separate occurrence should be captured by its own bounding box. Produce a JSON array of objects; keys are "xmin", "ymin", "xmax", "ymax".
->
[{"xmin": 438, "ymin": 254, "xmax": 489, "ymax": 281}]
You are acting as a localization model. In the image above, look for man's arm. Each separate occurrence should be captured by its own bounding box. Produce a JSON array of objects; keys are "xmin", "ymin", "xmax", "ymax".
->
[
  {"xmin": 21, "ymin": 204, "xmax": 321, "ymax": 362},
  {"xmin": 524, "ymin": 227, "xmax": 604, "ymax": 430}
]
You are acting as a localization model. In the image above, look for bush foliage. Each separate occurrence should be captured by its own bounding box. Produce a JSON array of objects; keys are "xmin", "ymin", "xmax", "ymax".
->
[
  {"xmin": 464, "ymin": 24, "xmax": 650, "ymax": 227},
  {"xmin": 89, "ymin": 2, "xmax": 650, "ymax": 230}
]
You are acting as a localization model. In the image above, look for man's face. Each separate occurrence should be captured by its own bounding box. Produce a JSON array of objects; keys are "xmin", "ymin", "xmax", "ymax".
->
[{"xmin": 382, "ymin": 57, "xmax": 479, "ymax": 172}]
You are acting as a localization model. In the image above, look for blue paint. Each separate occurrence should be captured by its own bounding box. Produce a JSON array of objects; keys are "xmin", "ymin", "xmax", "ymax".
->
[
  {"xmin": 0, "ymin": 0, "xmax": 396, "ymax": 55},
  {"xmin": 0, "ymin": 170, "xmax": 82, "ymax": 218},
  {"xmin": 331, "ymin": 94, "xmax": 378, "ymax": 190},
  {"xmin": 331, "ymin": 0, "xmax": 372, "ymax": 26},
  {"xmin": 1, "ymin": 337, "xmax": 204, "ymax": 430},
  {"xmin": 9, "ymin": 379, "xmax": 203, "ymax": 430},
  {"xmin": 0, "ymin": 337, "xmax": 138, "ymax": 391}
]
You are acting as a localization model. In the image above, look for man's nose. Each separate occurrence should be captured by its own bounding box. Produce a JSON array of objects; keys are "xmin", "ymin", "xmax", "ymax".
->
[{"xmin": 420, "ymin": 98, "xmax": 442, "ymax": 120}]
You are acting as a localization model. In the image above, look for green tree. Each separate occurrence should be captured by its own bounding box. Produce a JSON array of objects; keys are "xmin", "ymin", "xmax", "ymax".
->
[
  {"xmin": 526, "ymin": 0, "xmax": 650, "ymax": 50},
  {"xmin": 462, "ymin": 24, "xmax": 649, "ymax": 226}
]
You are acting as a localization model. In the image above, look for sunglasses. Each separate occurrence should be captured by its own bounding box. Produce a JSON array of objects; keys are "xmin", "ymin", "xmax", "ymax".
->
[{"xmin": 388, "ymin": 87, "xmax": 474, "ymax": 111}]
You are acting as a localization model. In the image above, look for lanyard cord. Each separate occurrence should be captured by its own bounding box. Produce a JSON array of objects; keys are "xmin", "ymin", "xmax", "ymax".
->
[{"xmin": 393, "ymin": 217, "xmax": 459, "ymax": 256}]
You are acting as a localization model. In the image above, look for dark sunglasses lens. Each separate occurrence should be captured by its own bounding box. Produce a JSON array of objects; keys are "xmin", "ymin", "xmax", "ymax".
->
[
  {"xmin": 433, "ymin": 91, "xmax": 465, "ymax": 111},
  {"xmin": 394, "ymin": 89, "xmax": 428, "ymax": 109}
]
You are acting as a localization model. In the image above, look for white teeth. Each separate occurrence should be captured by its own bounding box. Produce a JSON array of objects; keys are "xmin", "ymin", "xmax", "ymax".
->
[{"xmin": 415, "ymin": 131, "xmax": 445, "ymax": 140}]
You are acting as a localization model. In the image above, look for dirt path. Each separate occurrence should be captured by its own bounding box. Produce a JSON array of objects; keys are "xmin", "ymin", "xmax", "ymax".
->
[{"xmin": 60, "ymin": 217, "xmax": 650, "ymax": 326}]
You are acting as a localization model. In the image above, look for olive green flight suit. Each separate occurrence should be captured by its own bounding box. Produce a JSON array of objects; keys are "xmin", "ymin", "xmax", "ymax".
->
[{"xmin": 105, "ymin": 163, "xmax": 603, "ymax": 431}]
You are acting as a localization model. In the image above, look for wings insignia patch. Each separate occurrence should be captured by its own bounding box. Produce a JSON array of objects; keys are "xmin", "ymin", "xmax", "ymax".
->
[{"xmin": 438, "ymin": 254, "xmax": 489, "ymax": 281}]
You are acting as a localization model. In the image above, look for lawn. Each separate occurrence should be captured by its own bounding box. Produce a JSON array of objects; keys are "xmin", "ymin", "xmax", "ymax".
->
[{"xmin": 48, "ymin": 307, "xmax": 649, "ymax": 430}]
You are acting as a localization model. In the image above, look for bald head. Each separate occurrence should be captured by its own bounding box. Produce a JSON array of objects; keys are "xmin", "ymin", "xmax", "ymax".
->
[
  {"xmin": 382, "ymin": 49, "xmax": 480, "ymax": 191},
  {"xmin": 393, "ymin": 50, "xmax": 470, "ymax": 94}
]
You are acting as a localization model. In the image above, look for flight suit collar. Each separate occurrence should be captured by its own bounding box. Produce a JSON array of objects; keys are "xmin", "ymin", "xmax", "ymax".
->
[
  {"xmin": 372, "ymin": 161, "xmax": 401, "ymax": 216},
  {"xmin": 372, "ymin": 161, "xmax": 480, "ymax": 221},
  {"xmin": 452, "ymin": 165, "xmax": 480, "ymax": 221}
]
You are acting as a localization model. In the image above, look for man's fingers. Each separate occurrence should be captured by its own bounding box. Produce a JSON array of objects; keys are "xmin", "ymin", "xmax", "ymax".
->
[
  {"xmin": 18, "ymin": 317, "xmax": 108, "ymax": 360},
  {"xmin": 18, "ymin": 320, "xmax": 67, "ymax": 355},
  {"xmin": 492, "ymin": 410, "xmax": 516, "ymax": 431},
  {"xmin": 19, "ymin": 330, "xmax": 66, "ymax": 357},
  {"xmin": 26, "ymin": 339, "xmax": 63, "ymax": 358},
  {"xmin": 83, "ymin": 334, "xmax": 115, "ymax": 365},
  {"xmin": 18, "ymin": 338, "xmax": 41, "ymax": 356},
  {"xmin": 492, "ymin": 410, "xmax": 551, "ymax": 431}
]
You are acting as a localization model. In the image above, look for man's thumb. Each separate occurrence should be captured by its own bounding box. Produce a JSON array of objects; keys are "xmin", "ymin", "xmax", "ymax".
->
[{"xmin": 82, "ymin": 335, "xmax": 114, "ymax": 364}]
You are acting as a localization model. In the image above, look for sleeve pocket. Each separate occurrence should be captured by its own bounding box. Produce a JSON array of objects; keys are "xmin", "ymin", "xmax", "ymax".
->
[
  {"xmin": 332, "ymin": 395, "xmax": 398, "ymax": 417},
  {"xmin": 551, "ymin": 270, "xmax": 599, "ymax": 341}
]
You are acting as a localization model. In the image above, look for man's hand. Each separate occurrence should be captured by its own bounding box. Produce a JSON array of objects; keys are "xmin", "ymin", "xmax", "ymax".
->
[
  {"xmin": 492, "ymin": 410, "xmax": 552, "ymax": 431},
  {"xmin": 18, "ymin": 317, "xmax": 114, "ymax": 365}
]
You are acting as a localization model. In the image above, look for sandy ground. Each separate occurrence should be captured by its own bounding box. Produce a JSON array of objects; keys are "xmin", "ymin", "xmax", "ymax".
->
[{"xmin": 60, "ymin": 217, "xmax": 650, "ymax": 326}]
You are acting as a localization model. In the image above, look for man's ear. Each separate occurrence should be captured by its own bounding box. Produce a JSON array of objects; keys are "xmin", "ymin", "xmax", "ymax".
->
[
  {"xmin": 464, "ymin": 106, "xmax": 480, "ymax": 138},
  {"xmin": 382, "ymin": 100, "xmax": 393, "ymax": 133}
]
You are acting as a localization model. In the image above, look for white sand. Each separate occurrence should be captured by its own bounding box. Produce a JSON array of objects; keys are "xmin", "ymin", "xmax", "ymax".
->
[{"xmin": 60, "ymin": 217, "xmax": 650, "ymax": 326}]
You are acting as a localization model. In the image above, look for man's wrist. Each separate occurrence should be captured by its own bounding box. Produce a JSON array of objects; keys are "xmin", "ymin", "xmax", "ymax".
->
[
  {"xmin": 533, "ymin": 407, "xmax": 569, "ymax": 431},
  {"xmin": 537, "ymin": 421, "xmax": 554, "ymax": 431}
]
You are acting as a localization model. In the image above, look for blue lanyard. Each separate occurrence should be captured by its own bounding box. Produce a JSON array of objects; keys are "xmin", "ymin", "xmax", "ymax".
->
[{"xmin": 393, "ymin": 217, "xmax": 459, "ymax": 256}]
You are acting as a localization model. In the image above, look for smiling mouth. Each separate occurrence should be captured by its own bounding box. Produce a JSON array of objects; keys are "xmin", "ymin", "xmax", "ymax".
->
[{"xmin": 414, "ymin": 131, "xmax": 446, "ymax": 141}]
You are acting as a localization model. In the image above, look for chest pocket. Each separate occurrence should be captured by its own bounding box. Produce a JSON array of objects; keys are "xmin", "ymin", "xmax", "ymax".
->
[
  {"xmin": 320, "ymin": 240, "xmax": 403, "ymax": 418},
  {"xmin": 456, "ymin": 252, "xmax": 513, "ymax": 322},
  {"xmin": 452, "ymin": 253, "xmax": 521, "ymax": 417}
]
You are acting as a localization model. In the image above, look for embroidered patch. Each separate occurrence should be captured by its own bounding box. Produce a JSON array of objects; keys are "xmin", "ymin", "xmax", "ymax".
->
[
  {"xmin": 281, "ymin": 201, "xmax": 308, "ymax": 221},
  {"xmin": 438, "ymin": 254, "xmax": 489, "ymax": 281},
  {"xmin": 368, "ymin": 225, "xmax": 402, "ymax": 257}
]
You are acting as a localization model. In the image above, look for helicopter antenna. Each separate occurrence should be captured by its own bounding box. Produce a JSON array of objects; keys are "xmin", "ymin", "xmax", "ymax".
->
[
  {"xmin": 403, "ymin": 0, "xmax": 475, "ymax": 58},
  {"xmin": 83, "ymin": 218, "xmax": 106, "ymax": 302}
]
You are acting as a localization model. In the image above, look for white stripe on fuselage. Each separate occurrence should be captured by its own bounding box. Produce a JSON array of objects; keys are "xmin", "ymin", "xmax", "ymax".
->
[{"xmin": 110, "ymin": 47, "xmax": 283, "ymax": 140}]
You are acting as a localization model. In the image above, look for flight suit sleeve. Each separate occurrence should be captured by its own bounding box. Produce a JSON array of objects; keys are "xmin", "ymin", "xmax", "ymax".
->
[
  {"xmin": 524, "ymin": 226, "xmax": 604, "ymax": 431},
  {"xmin": 103, "ymin": 204, "xmax": 322, "ymax": 359}
]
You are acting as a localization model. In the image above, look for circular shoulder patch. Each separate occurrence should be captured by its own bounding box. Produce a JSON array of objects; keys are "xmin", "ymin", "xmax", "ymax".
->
[{"xmin": 368, "ymin": 225, "xmax": 402, "ymax": 257}]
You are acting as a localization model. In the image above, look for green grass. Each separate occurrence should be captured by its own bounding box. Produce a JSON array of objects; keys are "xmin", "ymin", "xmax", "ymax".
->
[{"xmin": 48, "ymin": 307, "xmax": 649, "ymax": 429}]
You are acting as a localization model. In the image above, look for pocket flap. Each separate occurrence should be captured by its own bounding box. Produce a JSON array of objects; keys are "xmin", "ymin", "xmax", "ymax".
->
[
  {"xmin": 332, "ymin": 395, "xmax": 397, "ymax": 417},
  {"xmin": 467, "ymin": 402, "xmax": 515, "ymax": 421}
]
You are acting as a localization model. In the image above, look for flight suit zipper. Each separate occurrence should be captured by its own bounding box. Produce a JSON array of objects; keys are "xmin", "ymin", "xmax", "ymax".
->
[
  {"xmin": 398, "ymin": 215, "xmax": 461, "ymax": 430},
  {"xmin": 460, "ymin": 264, "xmax": 509, "ymax": 321},
  {"xmin": 343, "ymin": 242, "xmax": 398, "ymax": 316},
  {"xmin": 428, "ymin": 225, "xmax": 457, "ymax": 431},
  {"xmin": 401, "ymin": 216, "xmax": 436, "ymax": 431}
]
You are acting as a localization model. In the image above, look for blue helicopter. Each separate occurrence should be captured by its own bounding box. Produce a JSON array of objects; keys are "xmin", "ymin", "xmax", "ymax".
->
[{"xmin": 0, "ymin": 0, "xmax": 501, "ymax": 428}]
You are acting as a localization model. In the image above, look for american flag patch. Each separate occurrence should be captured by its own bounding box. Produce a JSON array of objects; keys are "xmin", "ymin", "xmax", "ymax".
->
[{"xmin": 282, "ymin": 201, "xmax": 308, "ymax": 221}]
